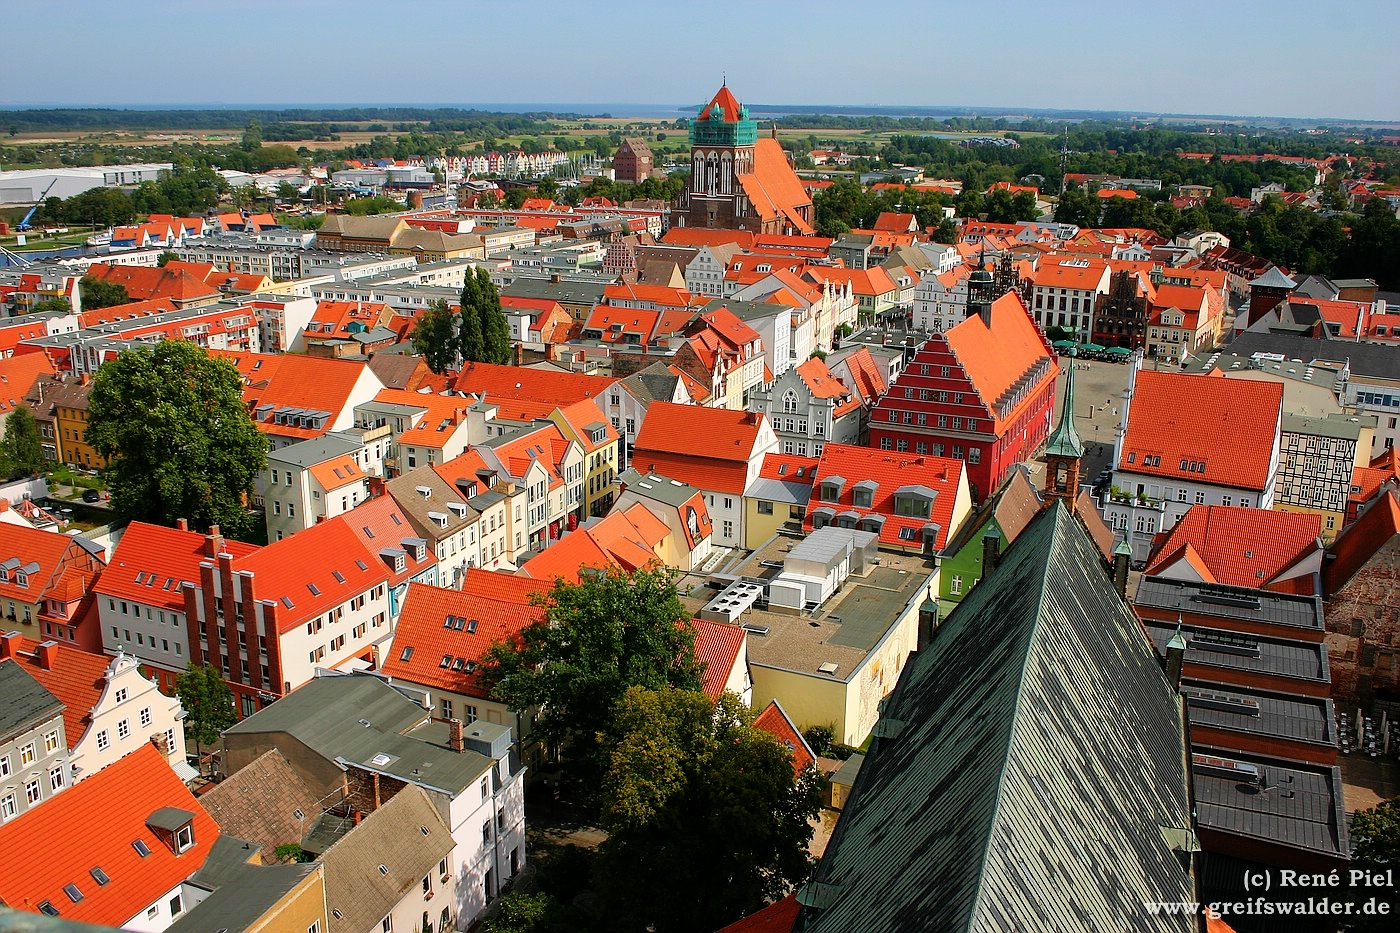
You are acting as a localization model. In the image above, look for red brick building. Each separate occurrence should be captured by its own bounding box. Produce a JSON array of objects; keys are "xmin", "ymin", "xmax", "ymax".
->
[
  {"xmin": 613, "ymin": 137, "xmax": 655, "ymax": 185},
  {"xmin": 868, "ymin": 287, "xmax": 1057, "ymax": 502}
]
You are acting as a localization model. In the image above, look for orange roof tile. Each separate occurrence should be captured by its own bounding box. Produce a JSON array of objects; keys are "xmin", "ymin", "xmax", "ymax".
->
[
  {"xmin": 458, "ymin": 568, "xmax": 551, "ymax": 605},
  {"xmin": 633, "ymin": 404, "xmax": 769, "ymax": 493},
  {"xmin": 1, "ymin": 635, "xmax": 110, "ymax": 746},
  {"xmin": 940, "ymin": 293, "xmax": 1054, "ymax": 434},
  {"xmin": 453, "ymin": 361, "xmax": 614, "ymax": 403},
  {"xmin": 380, "ymin": 581, "xmax": 543, "ymax": 697},
  {"xmin": 759, "ymin": 452, "xmax": 819, "ymax": 484},
  {"xmin": 834, "ymin": 345, "xmax": 888, "ymax": 403},
  {"xmin": 715, "ymin": 895, "xmax": 801, "ymax": 933},
  {"xmin": 307, "ymin": 454, "xmax": 364, "ymax": 492},
  {"xmin": 0, "ymin": 743, "xmax": 218, "ymax": 928},
  {"xmin": 98, "ymin": 522, "xmax": 258, "ymax": 614},
  {"xmin": 232, "ymin": 518, "xmax": 387, "ymax": 632},
  {"xmin": 343, "ymin": 495, "xmax": 435, "ymax": 587},
  {"xmin": 660, "ymin": 228, "xmax": 756, "ymax": 250},
  {"xmin": 76, "ymin": 297, "xmax": 177, "ymax": 329},
  {"xmin": 1028, "ymin": 257, "xmax": 1111, "ymax": 289},
  {"xmin": 84, "ymin": 263, "xmax": 219, "ymax": 304},
  {"xmin": 737, "ymin": 138, "xmax": 815, "ymax": 235},
  {"xmin": 1145, "ymin": 506, "xmax": 1322, "ymax": 594},
  {"xmin": 795, "ymin": 357, "xmax": 860, "ymax": 418},
  {"xmin": 1118, "ymin": 371, "xmax": 1283, "ymax": 492},
  {"xmin": 211, "ymin": 350, "xmax": 374, "ymax": 439},
  {"xmin": 752, "ymin": 699, "xmax": 816, "ymax": 775},
  {"xmin": 697, "ymin": 85, "xmax": 744, "ymax": 122},
  {"xmin": 0, "ymin": 352, "xmax": 56, "ymax": 416},
  {"xmin": 805, "ymin": 445, "xmax": 965, "ymax": 550},
  {"xmin": 694, "ymin": 618, "xmax": 746, "ymax": 701}
]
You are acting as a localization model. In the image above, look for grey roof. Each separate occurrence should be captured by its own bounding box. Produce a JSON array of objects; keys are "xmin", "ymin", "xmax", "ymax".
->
[
  {"xmin": 146, "ymin": 806, "xmax": 195, "ymax": 832},
  {"xmin": 1290, "ymin": 274, "xmax": 1339, "ymax": 300},
  {"xmin": 1249, "ymin": 266, "xmax": 1297, "ymax": 289},
  {"xmin": 799, "ymin": 505, "xmax": 1195, "ymax": 933},
  {"xmin": 1181, "ymin": 679, "xmax": 1335, "ymax": 746},
  {"xmin": 619, "ymin": 361, "xmax": 681, "ymax": 404},
  {"xmin": 321, "ymin": 786, "xmax": 454, "ymax": 933},
  {"xmin": 223, "ymin": 673, "xmax": 494, "ymax": 795},
  {"xmin": 0, "ymin": 659, "xmax": 64, "ymax": 742},
  {"xmin": 1134, "ymin": 577, "xmax": 1322, "ymax": 634},
  {"xmin": 175, "ymin": 866, "xmax": 318, "ymax": 933},
  {"xmin": 269, "ymin": 431, "xmax": 362, "ymax": 469},
  {"xmin": 1142, "ymin": 620, "xmax": 1329, "ymax": 684},
  {"xmin": 501, "ymin": 277, "xmax": 609, "ymax": 307},
  {"xmin": 1282, "ymin": 412, "xmax": 1375, "ymax": 440},
  {"xmin": 1191, "ymin": 750, "xmax": 1348, "ymax": 857},
  {"xmin": 618, "ymin": 469, "xmax": 702, "ymax": 507},
  {"xmin": 1228, "ymin": 331, "xmax": 1400, "ymax": 380},
  {"xmin": 1183, "ymin": 350, "xmax": 1347, "ymax": 392},
  {"xmin": 746, "ymin": 477, "xmax": 811, "ymax": 506}
]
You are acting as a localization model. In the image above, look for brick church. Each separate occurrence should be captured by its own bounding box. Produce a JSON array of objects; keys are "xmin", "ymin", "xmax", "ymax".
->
[{"xmin": 674, "ymin": 84, "xmax": 814, "ymax": 235}]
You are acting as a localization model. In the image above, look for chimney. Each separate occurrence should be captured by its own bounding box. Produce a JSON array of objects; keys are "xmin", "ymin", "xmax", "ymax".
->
[
  {"xmin": 352, "ymin": 810, "xmax": 363, "ymax": 826},
  {"xmin": 79, "ymin": 372, "xmax": 91, "ymax": 386},
  {"xmin": 1112, "ymin": 532, "xmax": 1132, "ymax": 597},
  {"xmin": 981, "ymin": 528, "xmax": 1002, "ymax": 576},
  {"xmin": 0, "ymin": 631, "xmax": 21, "ymax": 661},
  {"xmin": 1164, "ymin": 617, "xmax": 1186, "ymax": 689},
  {"xmin": 203, "ymin": 525, "xmax": 224, "ymax": 557},
  {"xmin": 550, "ymin": 273, "xmax": 561, "ymax": 284},
  {"xmin": 448, "ymin": 718, "xmax": 464, "ymax": 752},
  {"xmin": 36, "ymin": 640, "xmax": 59, "ymax": 671},
  {"xmin": 512, "ymin": 342, "xmax": 523, "ymax": 367},
  {"xmin": 176, "ymin": 518, "xmax": 189, "ymax": 532}
]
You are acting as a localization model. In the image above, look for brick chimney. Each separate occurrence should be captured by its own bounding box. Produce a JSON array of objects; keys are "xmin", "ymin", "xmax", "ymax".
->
[
  {"xmin": 448, "ymin": 718, "xmax": 464, "ymax": 753},
  {"xmin": 0, "ymin": 631, "xmax": 21, "ymax": 661},
  {"xmin": 176, "ymin": 518, "xmax": 189, "ymax": 532},
  {"xmin": 512, "ymin": 343, "xmax": 524, "ymax": 367},
  {"xmin": 203, "ymin": 524, "xmax": 224, "ymax": 557},
  {"xmin": 36, "ymin": 640, "xmax": 59, "ymax": 671}
]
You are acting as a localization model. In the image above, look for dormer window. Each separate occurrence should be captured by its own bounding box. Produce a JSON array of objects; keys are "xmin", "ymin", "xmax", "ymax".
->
[
  {"xmin": 852, "ymin": 480, "xmax": 877, "ymax": 509},
  {"xmin": 819, "ymin": 475, "xmax": 846, "ymax": 503},
  {"xmin": 146, "ymin": 807, "xmax": 195, "ymax": 855}
]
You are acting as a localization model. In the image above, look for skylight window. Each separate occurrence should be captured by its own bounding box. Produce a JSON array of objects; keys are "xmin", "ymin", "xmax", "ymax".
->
[
  {"xmin": 440, "ymin": 655, "xmax": 452, "ymax": 668},
  {"xmin": 307, "ymin": 583, "xmax": 321, "ymax": 596},
  {"xmin": 132, "ymin": 840, "xmax": 151, "ymax": 857},
  {"xmin": 64, "ymin": 884, "xmax": 83, "ymax": 903},
  {"xmin": 89, "ymin": 867, "xmax": 109, "ymax": 886},
  {"xmin": 467, "ymin": 619, "xmax": 478, "ymax": 634},
  {"xmin": 332, "ymin": 570, "xmax": 346, "ymax": 583},
  {"xmin": 400, "ymin": 646, "xmax": 413, "ymax": 662}
]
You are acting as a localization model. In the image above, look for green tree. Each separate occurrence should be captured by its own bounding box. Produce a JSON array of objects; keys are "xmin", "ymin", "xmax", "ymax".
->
[
  {"xmin": 79, "ymin": 276, "xmax": 130, "ymax": 311},
  {"xmin": 87, "ymin": 341, "xmax": 269, "ymax": 539},
  {"xmin": 156, "ymin": 250, "xmax": 178, "ymax": 267},
  {"xmin": 2, "ymin": 406, "xmax": 44, "ymax": 478},
  {"xmin": 341, "ymin": 195, "xmax": 403, "ymax": 216},
  {"xmin": 175, "ymin": 662, "xmax": 237, "ymax": 768},
  {"xmin": 241, "ymin": 118, "xmax": 262, "ymax": 152},
  {"xmin": 412, "ymin": 299, "xmax": 459, "ymax": 374},
  {"xmin": 481, "ymin": 892, "xmax": 563, "ymax": 933},
  {"xmin": 593, "ymin": 687, "xmax": 822, "ymax": 933},
  {"xmin": 457, "ymin": 272, "xmax": 486, "ymax": 362},
  {"xmin": 31, "ymin": 297, "xmax": 71, "ymax": 314},
  {"xmin": 275, "ymin": 180, "xmax": 302, "ymax": 202},
  {"xmin": 480, "ymin": 566, "xmax": 704, "ymax": 799},
  {"xmin": 473, "ymin": 268, "xmax": 512, "ymax": 365},
  {"xmin": 1345, "ymin": 796, "xmax": 1400, "ymax": 928},
  {"xmin": 1054, "ymin": 185, "xmax": 1098, "ymax": 227}
]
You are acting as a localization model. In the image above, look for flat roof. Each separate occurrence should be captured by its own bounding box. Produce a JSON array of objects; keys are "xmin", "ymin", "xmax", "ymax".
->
[
  {"xmin": 1143, "ymin": 621, "xmax": 1329, "ymax": 684},
  {"xmin": 1192, "ymin": 748, "xmax": 1348, "ymax": 857},
  {"xmin": 1181, "ymin": 679, "xmax": 1335, "ymax": 745},
  {"xmin": 684, "ymin": 535, "xmax": 934, "ymax": 683},
  {"xmin": 1134, "ymin": 577, "xmax": 1322, "ymax": 634}
]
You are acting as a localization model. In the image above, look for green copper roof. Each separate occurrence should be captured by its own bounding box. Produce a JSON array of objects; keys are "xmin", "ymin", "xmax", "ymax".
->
[
  {"xmin": 798, "ymin": 504, "xmax": 1194, "ymax": 933},
  {"xmin": 1043, "ymin": 349, "xmax": 1085, "ymax": 460}
]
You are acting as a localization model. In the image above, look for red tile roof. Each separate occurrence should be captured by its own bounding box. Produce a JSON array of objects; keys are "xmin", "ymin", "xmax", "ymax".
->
[
  {"xmin": 805, "ymin": 444, "xmax": 966, "ymax": 550},
  {"xmin": 97, "ymin": 522, "xmax": 259, "ymax": 614},
  {"xmin": 1118, "ymin": 371, "xmax": 1283, "ymax": 492},
  {"xmin": 1028, "ymin": 257, "xmax": 1110, "ymax": 290},
  {"xmin": 940, "ymin": 293, "xmax": 1055, "ymax": 434},
  {"xmin": 232, "ymin": 518, "xmax": 387, "ymax": 632},
  {"xmin": 660, "ymin": 228, "xmax": 756, "ymax": 250},
  {"xmin": 834, "ymin": 345, "xmax": 888, "ymax": 403},
  {"xmin": 0, "ymin": 743, "xmax": 217, "ymax": 927},
  {"xmin": 518, "ymin": 506, "xmax": 668, "ymax": 585},
  {"xmin": 752, "ymin": 699, "xmax": 816, "ymax": 776},
  {"xmin": 76, "ymin": 297, "xmax": 177, "ymax": 329},
  {"xmin": 633, "ymin": 404, "xmax": 770, "ymax": 495},
  {"xmin": 0, "ymin": 635, "xmax": 110, "ymax": 746},
  {"xmin": 1145, "ymin": 506, "xmax": 1322, "ymax": 594},
  {"xmin": 759, "ymin": 453, "xmax": 819, "ymax": 484},
  {"xmin": 84, "ymin": 263, "xmax": 219, "ymax": 304},
  {"xmin": 738, "ymin": 138, "xmax": 815, "ymax": 235},
  {"xmin": 795, "ymin": 357, "xmax": 860, "ymax": 418},
  {"xmin": 694, "ymin": 619, "xmax": 746, "ymax": 700},
  {"xmin": 344, "ymin": 495, "xmax": 436, "ymax": 587},
  {"xmin": 211, "ymin": 350, "xmax": 375, "ymax": 440},
  {"xmin": 1324, "ymin": 490, "xmax": 1400, "ymax": 598},
  {"xmin": 715, "ymin": 895, "xmax": 801, "ymax": 933},
  {"xmin": 697, "ymin": 85, "xmax": 744, "ymax": 122},
  {"xmin": 453, "ymin": 360, "xmax": 615, "ymax": 403},
  {"xmin": 380, "ymin": 581, "xmax": 543, "ymax": 697}
]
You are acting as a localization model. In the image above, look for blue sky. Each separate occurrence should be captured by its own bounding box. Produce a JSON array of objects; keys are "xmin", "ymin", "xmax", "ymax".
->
[{"xmin": 10, "ymin": 1, "xmax": 1399, "ymax": 121}]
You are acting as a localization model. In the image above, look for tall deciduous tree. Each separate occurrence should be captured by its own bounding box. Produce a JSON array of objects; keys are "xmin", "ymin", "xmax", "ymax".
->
[
  {"xmin": 2, "ymin": 405, "xmax": 44, "ymax": 478},
  {"xmin": 412, "ymin": 299, "xmax": 459, "ymax": 374},
  {"xmin": 79, "ymin": 276, "xmax": 130, "ymax": 311},
  {"xmin": 176, "ymin": 662, "xmax": 237, "ymax": 768},
  {"xmin": 593, "ymin": 687, "xmax": 822, "ymax": 933},
  {"xmin": 480, "ymin": 566, "xmax": 703, "ymax": 797},
  {"xmin": 87, "ymin": 341, "xmax": 268, "ymax": 538}
]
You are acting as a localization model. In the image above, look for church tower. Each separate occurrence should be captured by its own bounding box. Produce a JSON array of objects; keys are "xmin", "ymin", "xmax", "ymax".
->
[
  {"xmin": 1042, "ymin": 348, "xmax": 1085, "ymax": 511},
  {"xmin": 682, "ymin": 84, "xmax": 759, "ymax": 230}
]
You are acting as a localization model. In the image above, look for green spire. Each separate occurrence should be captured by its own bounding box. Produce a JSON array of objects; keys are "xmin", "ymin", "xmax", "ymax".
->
[
  {"xmin": 1166, "ymin": 615, "xmax": 1187, "ymax": 651},
  {"xmin": 1044, "ymin": 347, "xmax": 1084, "ymax": 459}
]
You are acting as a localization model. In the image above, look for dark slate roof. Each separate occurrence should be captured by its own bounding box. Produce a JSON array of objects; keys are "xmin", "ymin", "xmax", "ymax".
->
[
  {"xmin": 1191, "ymin": 749, "xmax": 1348, "ymax": 857},
  {"xmin": 1142, "ymin": 621, "xmax": 1329, "ymax": 684},
  {"xmin": 798, "ymin": 504, "xmax": 1195, "ymax": 933},
  {"xmin": 621, "ymin": 361, "xmax": 682, "ymax": 404},
  {"xmin": 0, "ymin": 659, "xmax": 64, "ymax": 741},
  {"xmin": 1227, "ymin": 331, "xmax": 1400, "ymax": 380},
  {"xmin": 1180, "ymin": 680, "xmax": 1335, "ymax": 745},
  {"xmin": 1133, "ymin": 577, "xmax": 1323, "ymax": 633}
]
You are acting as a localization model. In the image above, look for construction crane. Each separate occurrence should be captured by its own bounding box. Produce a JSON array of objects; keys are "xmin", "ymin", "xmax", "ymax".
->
[{"xmin": 16, "ymin": 178, "xmax": 59, "ymax": 232}]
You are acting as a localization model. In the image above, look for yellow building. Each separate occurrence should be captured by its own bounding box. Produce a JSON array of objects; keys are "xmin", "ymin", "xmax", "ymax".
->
[
  {"xmin": 742, "ymin": 453, "xmax": 817, "ymax": 549},
  {"xmin": 687, "ymin": 528, "xmax": 937, "ymax": 747},
  {"xmin": 548, "ymin": 399, "xmax": 621, "ymax": 518},
  {"xmin": 42, "ymin": 376, "xmax": 105, "ymax": 469}
]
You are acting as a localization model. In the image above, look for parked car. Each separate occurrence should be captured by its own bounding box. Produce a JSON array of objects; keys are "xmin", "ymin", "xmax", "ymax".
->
[{"xmin": 82, "ymin": 489, "xmax": 100, "ymax": 503}]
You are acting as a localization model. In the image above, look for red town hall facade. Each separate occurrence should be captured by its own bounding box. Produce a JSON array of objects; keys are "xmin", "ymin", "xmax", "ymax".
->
[{"xmin": 869, "ymin": 277, "xmax": 1058, "ymax": 502}]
